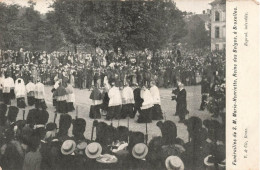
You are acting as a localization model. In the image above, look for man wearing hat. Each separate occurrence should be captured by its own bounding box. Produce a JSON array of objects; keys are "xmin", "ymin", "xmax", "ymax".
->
[
  {"xmin": 165, "ymin": 156, "xmax": 184, "ymax": 170},
  {"xmin": 72, "ymin": 118, "xmax": 89, "ymax": 143},
  {"xmin": 57, "ymin": 114, "xmax": 72, "ymax": 142}
]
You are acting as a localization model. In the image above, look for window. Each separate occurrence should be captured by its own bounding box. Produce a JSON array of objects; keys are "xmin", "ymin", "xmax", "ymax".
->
[
  {"xmin": 215, "ymin": 27, "xmax": 220, "ymax": 38},
  {"xmin": 215, "ymin": 44, "xmax": 220, "ymax": 50},
  {"xmin": 215, "ymin": 11, "xmax": 220, "ymax": 21}
]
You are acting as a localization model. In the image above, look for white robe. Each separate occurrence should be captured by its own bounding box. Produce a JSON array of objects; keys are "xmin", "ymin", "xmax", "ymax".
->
[
  {"xmin": 35, "ymin": 82, "xmax": 45, "ymax": 99},
  {"xmin": 108, "ymin": 86, "xmax": 122, "ymax": 107},
  {"xmin": 122, "ymin": 86, "xmax": 134, "ymax": 104},
  {"xmin": 3, "ymin": 77, "xmax": 14, "ymax": 93},
  {"xmin": 150, "ymin": 85, "xmax": 161, "ymax": 105},
  {"xmin": 15, "ymin": 78, "xmax": 26, "ymax": 98},
  {"xmin": 140, "ymin": 89, "xmax": 154, "ymax": 110}
]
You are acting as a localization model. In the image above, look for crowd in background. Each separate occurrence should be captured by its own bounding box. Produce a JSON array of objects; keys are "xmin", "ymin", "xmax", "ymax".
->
[{"xmin": 0, "ymin": 47, "xmax": 225, "ymax": 89}]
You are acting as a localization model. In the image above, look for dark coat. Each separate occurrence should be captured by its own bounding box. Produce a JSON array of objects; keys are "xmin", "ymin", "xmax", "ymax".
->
[{"xmin": 176, "ymin": 89, "xmax": 188, "ymax": 116}]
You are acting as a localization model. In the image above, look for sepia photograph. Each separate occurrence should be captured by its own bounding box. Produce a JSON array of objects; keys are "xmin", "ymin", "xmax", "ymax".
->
[{"xmin": 0, "ymin": 0, "xmax": 226, "ymax": 169}]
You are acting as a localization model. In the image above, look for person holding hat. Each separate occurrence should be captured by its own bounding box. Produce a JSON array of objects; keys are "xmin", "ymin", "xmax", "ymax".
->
[
  {"xmin": 150, "ymin": 80, "xmax": 163, "ymax": 120},
  {"xmin": 34, "ymin": 78, "xmax": 47, "ymax": 110},
  {"xmin": 121, "ymin": 81, "xmax": 135, "ymax": 119},
  {"xmin": 26, "ymin": 78, "xmax": 36, "ymax": 106},
  {"xmin": 89, "ymin": 83, "xmax": 102, "ymax": 119},
  {"xmin": 137, "ymin": 84, "xmax": 153, "ymax": 123},
  {"xmin": 107, "ymin": 81, "xmax": 122, "ymax": 120},
  {"xmin": 14, "ymin": 78, "xmax": 26, "ymax": 109}
]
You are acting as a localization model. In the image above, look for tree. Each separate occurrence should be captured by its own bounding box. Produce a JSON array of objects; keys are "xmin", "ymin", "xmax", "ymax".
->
[
  {"xmin": 181, "ymin": 15, "xmax": 210, "ymax": 49},
  {"xmin": 0, "ymin": 2, "xmax": 64, "ymax": 52},
  {"xmin": 51, "ymin": 0, "xmax": 187, "ymax": 52}
]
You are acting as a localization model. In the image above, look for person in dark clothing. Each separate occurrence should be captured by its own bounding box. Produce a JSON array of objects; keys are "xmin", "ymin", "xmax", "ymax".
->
[
  {"xmin": 200, "ymin": 77, "xmax": 210, "ymax": 110},
  {"xmin": 133, "ymin": 83, "xmax": 142, "ymax": 118},
  {"xmin": 173, "ymin": 83, "xmax": 189, "ymax": 123}
]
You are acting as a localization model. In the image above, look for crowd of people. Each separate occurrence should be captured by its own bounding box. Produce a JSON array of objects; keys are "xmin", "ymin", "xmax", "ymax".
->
[
  {"xmin": 0, "ymin": 47, "xmax": 225, "ymax": 89},
  {"xmin": 0, "ymin": 102, "xmax": 225, "ymax": 170},
  {"xmin": 0, "ymin": 47, "xmax": 226, "ymax": 169}
]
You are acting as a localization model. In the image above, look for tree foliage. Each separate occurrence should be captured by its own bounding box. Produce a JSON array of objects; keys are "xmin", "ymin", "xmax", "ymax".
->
[
  {"xmin": 0, "ymin": 2, "xmax": 64, "ymax": 52},
  {"xmin": 51, "ymin": 0, "xmax": 187, "ymax": 52}
]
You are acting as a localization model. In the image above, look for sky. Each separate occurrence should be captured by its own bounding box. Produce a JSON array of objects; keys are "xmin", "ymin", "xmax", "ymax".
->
[{"xmin": 0, "ymin": 0, "xmax": 212, "ymax": 14}]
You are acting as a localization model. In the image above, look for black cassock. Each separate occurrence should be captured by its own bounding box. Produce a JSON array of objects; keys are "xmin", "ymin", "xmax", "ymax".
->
[{"xmin": 176, "ymin": 88, "xmax": 188, "ymax": 121}]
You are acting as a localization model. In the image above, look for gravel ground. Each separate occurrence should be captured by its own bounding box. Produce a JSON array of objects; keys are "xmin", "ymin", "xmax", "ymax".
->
[{"xmin": 12, "ymin": 85, "xmax": 217, "ymax": 143}]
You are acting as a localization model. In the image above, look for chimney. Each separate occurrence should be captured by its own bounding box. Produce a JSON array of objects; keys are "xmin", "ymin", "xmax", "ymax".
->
[
  {"xmin": 203, "ymin": 10, "xmax": 205, "ymax": 14},
  {"xmin": 207, "ymin": 9, "xmax": 211, "ymax": 14}
]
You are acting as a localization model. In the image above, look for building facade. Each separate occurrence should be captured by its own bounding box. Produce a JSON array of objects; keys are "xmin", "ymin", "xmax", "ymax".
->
[{"xmin": 210, "ymin": 0, "xmax": 226, "ymax": 51}]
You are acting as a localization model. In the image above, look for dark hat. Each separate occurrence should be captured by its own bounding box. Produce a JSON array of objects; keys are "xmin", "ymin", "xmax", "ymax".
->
[
  {"xmin": 0, "ymin": 103, "xmax": 8, "ymax": 115},
  {"xmin": 129, "ymin": 131, "xmax": 145, "ymax": 151},
  {"xmin": 185, "ymin": 117, "xmax": 203, "ymax": 132},
  {"xmin": 59, "ymin": 114, "xmax": 72, "ymax": 131},
  {"xmin": 35, "ymin": 110, "xmax": 49, "ymax": 125},
  {"xmin": 157, "ymin": 120, "xmax": 177, "ymax": 145},
  {"xmin": 7, "ymin": 106, "xmax": 19, "ymax": 122},
  {"xmin": 46, "ymin": 123, "xmax": 57, "ymax": 131},
  {"xmin": 26, "ymin": 108, "xmax": 38, "ymax": 125},
  {"xmin": 116, "ymin": 126, "xmax": 129, "ymax": 142},
  {"xmin": 72, "ymin": 118, "xmax": 86, "ymax": 134},
  {"xmin": 15, "ymin": 120, "xmax": 26, "ymax": 130},
  {"xmin": 203, "ymin": 119, "xmax": 222, "ymax": 136}
]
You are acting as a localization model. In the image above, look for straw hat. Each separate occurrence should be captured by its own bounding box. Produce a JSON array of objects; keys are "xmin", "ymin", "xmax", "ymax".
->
[
  {"xmin": 165, "ymin": 156, "xmax": 184, "ymax": 170},
  {"xmin": 132, "ymin": 143, "xmax": 148, "ymax": 159},
  {"xmin": 61, "ymin": 140, "xmax": 76, "ymax": 155},
  {"xmin": 85, "ymin": 142, "xmax": 102, "ymax": 159}
]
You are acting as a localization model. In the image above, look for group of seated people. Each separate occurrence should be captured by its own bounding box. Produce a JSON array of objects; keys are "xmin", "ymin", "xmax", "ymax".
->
[{"xmin": 0, "ymin": 103, "xmax": 225, "ymax": 170}]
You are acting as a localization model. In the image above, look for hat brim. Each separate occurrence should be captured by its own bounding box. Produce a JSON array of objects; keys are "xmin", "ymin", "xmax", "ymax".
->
[
  {"xmin": 165, "ymin": 156, "xmax": 184, "ymax": 170},
  {"xmin": 132, "ymin": 144, "xmax": 148, "ymax": 159},
  {"xmin": 85, "ymin": 143, "xmax": 102, "ymax": 159},
  {"xmin": 61, "ymin": 142, "xmax": 76, "ymax": 155}
]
